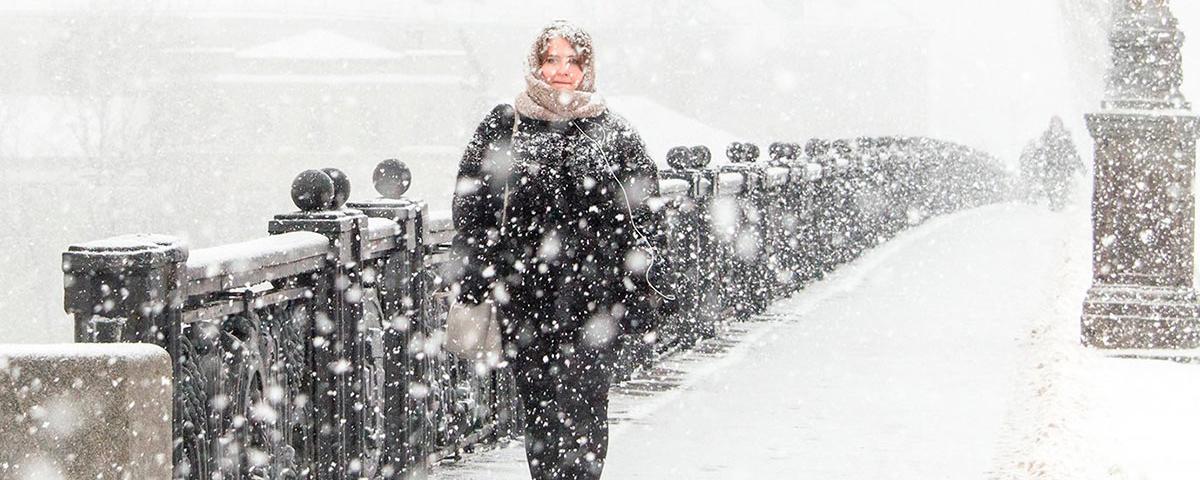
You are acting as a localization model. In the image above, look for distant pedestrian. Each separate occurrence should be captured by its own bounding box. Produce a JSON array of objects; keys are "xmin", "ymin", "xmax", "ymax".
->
[
  {"xmin": 1039, "ymin": 116, "xmax": 1084, "ymax": 210},
  {"xmin": 1019, "ymin": 116, "xmax": 1084, "ymax": 210},
  {"xmin": 451, "ymin": 20, "xmax": 672, "ymax": 480},
  {"xmin": 1018, "ymin": 138, "xmax": 1046, "ymax": 204}
]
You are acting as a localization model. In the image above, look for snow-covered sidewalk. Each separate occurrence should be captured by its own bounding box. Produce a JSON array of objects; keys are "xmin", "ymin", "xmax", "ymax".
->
[{"xmin": 430, "ymin": 203, "xmax": 1200, "ymax": 479}]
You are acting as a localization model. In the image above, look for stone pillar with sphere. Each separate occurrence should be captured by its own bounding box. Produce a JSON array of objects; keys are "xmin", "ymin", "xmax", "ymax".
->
[
  {"xmin": 1081, "ymin": 0, "xmax": 1200, "ymax": 348},
  {"xmin": 269, "ymin": 167, "xmax": 371, "ymax": 476},
  {"xmin": 345, "ymin": 159, "xmax": 436, "ymax": 474}
]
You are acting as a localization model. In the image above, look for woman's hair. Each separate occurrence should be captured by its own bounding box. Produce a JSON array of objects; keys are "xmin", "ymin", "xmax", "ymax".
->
[
  {"xmin": 525, "ymin": 20, "xmax": 598, "ymax": 93},
  {"xmin": 530, "ymin": 20, "xmax": 593, "ymax": 70}
]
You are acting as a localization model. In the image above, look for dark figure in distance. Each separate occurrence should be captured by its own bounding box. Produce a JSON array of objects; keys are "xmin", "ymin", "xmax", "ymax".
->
[{"xmin": 1020, "ymin": 116, "xmax": 1085, "ymax": 210}]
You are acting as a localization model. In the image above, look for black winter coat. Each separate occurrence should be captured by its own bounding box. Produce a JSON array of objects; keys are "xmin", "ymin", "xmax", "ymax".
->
[{"xmin": 451, "ymin": 104, "xmax": 666, "ymax": 357}]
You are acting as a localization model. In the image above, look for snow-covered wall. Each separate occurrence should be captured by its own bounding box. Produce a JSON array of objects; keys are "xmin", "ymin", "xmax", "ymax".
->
[{"xmin": 0, "ymin": 343, "xmax": 173, "ymax": 479}]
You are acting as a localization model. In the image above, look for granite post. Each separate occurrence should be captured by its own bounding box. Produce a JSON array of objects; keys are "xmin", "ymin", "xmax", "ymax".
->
[{"xmin": 1082, "ymin": 0, "xmax": 1200, "ymax": 348}]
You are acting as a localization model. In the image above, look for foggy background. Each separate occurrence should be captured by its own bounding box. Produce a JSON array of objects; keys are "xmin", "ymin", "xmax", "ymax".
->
[{"xmin": 0, "ymin": 0, "xmax": 1193, "ymax": 342}]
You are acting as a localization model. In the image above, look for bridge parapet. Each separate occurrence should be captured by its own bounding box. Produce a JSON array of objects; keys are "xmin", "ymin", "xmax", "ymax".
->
[
  {"xmin": 0, "ymin": 343, "xmax": 173, "ymax": 480},
  {"xmin": 61, "ymin": 136, "xmax": 1010, "ymax": 479}
]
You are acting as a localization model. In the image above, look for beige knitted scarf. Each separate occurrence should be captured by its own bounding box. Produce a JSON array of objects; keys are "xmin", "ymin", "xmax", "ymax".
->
[{"xmin": 514, "ymin": 21, "xmax": 608, "ymax": 122}]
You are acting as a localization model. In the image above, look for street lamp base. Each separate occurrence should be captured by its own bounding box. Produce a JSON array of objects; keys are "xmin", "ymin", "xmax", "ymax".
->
[{"xmin": 1082, "ymin": 284, "xmax": 1200, "ymax": 349}]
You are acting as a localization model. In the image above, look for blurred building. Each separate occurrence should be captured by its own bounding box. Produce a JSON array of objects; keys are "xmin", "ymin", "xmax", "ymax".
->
[{"xmin": 0, "ymin": 0, "xmax": 933, "ymax": 164}]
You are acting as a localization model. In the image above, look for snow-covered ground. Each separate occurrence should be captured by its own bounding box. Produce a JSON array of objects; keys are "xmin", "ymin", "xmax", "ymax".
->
[{"xmin": 430, "ymin": 198, "xmax": 1200, "ymax": 479}]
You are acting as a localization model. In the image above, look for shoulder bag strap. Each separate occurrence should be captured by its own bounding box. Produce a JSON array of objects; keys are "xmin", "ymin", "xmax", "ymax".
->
[{"xmin": 500, "ymin": 112, "xmax": 519, "ymax": 236}]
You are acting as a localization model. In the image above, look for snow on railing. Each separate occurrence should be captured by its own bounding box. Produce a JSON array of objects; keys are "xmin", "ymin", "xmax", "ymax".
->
[
  {"xmin": 716, "ymin": 171, "xmax": 746, "ymax": 194},
  {"xmin": 361, "ymin": 217, "xmax": 404, "ymax": 258},
  {"xmin": 659, "ymin": 178, "xmax": 691, "ymax": 198},
  {"xmin": 60, "ymin": 137, "xmax": 1010, "ymax": 480},
  {"xmin": 186, "ymin": 231, "xmax": 329, "ymax": 295}
]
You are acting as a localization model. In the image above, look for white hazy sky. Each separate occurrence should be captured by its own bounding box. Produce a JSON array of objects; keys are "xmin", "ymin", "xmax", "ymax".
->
[{"xmin": 0, "ymin": 0, "xmax": 1189, "ymax": 161}]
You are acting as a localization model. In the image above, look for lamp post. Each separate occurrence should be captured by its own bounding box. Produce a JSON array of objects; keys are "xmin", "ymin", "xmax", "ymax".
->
[{"xmin": 1081, "ymin": 0, "xmax": 1200, "ymax": 348}]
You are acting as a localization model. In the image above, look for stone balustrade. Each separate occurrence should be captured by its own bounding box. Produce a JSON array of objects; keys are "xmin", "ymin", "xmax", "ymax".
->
[{"xmin": 0, "ymin": 343, "xmax": 172, "ymax": 480}]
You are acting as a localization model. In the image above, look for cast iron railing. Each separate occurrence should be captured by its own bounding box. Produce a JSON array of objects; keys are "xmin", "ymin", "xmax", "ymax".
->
[{"xmin": 63, "ymin": 136, "xmax": 1009, "ymax": 479}]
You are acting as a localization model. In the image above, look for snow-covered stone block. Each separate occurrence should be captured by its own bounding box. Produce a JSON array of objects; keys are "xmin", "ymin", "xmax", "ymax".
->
[
  {"xmin": 658, "ymin": 178, "xmax": 690, "ymax": 198},
  {"xmin": 0, "ymin": 343, "xmax": 172, "ymax": 480},
  {"xmin": 716, "ymin": 172, "xmax": 745, "ymax": 195},
  {"xmin": 765, "ymin": 167, "xmax": 790, "ymax": 188}
]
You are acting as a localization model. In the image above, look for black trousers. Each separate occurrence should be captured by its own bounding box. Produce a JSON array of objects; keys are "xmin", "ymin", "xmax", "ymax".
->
[{"xmin": 511, "ymin": 344, "xmax": 615, "ymax": 480}]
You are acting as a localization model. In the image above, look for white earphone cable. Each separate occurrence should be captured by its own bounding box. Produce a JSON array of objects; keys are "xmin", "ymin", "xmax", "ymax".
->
[{"xmin": 574, "ymin": 122, "xmax": 677, "ymax": 302}]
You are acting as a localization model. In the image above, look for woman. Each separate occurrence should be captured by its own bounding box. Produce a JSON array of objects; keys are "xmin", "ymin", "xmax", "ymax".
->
[{"xmin": 451, "ymin": 20, "xmax": 668, "ymax": 480}]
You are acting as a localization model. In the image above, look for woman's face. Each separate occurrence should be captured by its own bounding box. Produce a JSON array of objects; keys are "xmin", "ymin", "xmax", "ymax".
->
[{"xmin": 538, "ymin": 37, "xmax": 584, "ymax": 91}]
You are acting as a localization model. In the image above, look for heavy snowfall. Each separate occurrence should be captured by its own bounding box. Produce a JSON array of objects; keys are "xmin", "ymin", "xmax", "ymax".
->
[{"xmin": 3, "ymin": 1, "xmax": 1200, "ymax": 479}]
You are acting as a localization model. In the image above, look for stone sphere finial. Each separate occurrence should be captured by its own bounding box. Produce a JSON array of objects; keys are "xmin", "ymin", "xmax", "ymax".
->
[
  {"xmin": 728, "ymin": 142, "xmax": 743, "ymax": 162},
  {"xmin": 728, "ymin": 142, "xmax": 761, "ymax": 163},
  {"xmin": 690, "ymin": 145, "xmax": 712, "ymax": 167},
  {"xmin": 832, "ymin": 139, "xmax": 852, "ymax": 158},
  {"xmin": 291, "ymin": 169, "xmax": 336, "ymax": 212},
  {"xmin": 666, "ymin": 145, "xmax": 713, "ymax": 169},
  {"xmin": 667, "ymin": 146, "xmax": 693, "ymax": 170},
  {"xmin": 768, "ymin": 142, "xmax": 799, "ymax": 162},
  {"xmin": 768, "ymin": 142, "xmax": 785, "ymax": 161},
  {"xmin": 805, "ymin": 138, "xmax": 830, "ymax": 159},
  {"xmin": 373, "ymin": 159, "xmax": 412, "ymax": 199},
  {"xmin": 749, "ymin": 143, "xmax": 762, "ymax": 162},
  {"xmin": 321, "ymin": 167, "xmax": 351, "ymax": 209},
  {"xmin": 1105, "ymin": 0, "xmax": 1188, "ymax": 110}
]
